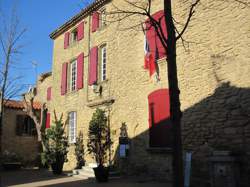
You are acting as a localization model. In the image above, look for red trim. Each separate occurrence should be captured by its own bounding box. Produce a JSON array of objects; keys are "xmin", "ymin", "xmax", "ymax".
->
[
  {"xmin": 46, "ymin": 113, "xmax": 51, "ymax": 128},
  {"xmin": 88, "ymin": 46, "xmax": 98, "ymax": 85},
  {"xmin": 148, "ymin": 89, "xmax": 171, "ymax": 147},
  {"xmin": 64, "ymin": 32, "xmax": 70, "ymax": 49},
  {"xmin": 146, "ymin": 10, "xmax": 167, "ymax": 60},
  {"xmin": 61, "ymin": 62, "xmax": 68, "ymax": 95},
  {"xmin": 77, "ymin": 22, "xmax": 84, "ymax": 41},
  {"xmin": 148, "ymin": 89, "xmax": 170, "ymax": 127},
  {"xmin": 77, "ymin": 53, "xmax": 84, "ymax": 89},
  {"xmin": 47, "ymin": 87, "xmax": 52, "ymax": 101},
  {"xmin": 92, "ymin": 12, "xmax": 99, "ymax": 32}
]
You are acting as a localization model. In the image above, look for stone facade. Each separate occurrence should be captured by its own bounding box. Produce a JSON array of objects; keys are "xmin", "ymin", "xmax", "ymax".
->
[
  {"xmin": 1, "ymin": 106, "xmax": 39, "ymax": 165},
  {"xmin": 173, "ymin": 1, "xmax": 250, "ymax": 186},
  {"xmin": 35, "ymin": 72, "xmax": 52, "ymax": 104},
  {"xmin": 41, "ymin": 0, "xmax": 250, "ymax": 184}
]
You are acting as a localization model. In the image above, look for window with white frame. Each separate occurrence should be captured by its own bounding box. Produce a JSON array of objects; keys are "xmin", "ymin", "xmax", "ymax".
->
[
  {"xmin": 100, "ymin": 9, "xmax": 106, "ymax": 28},
  {"xmin": 70, "ymin": 60, "xmax": 77, "ymax": 91},
  {"xmin": 100, "ymin": 45, "xmax": 107, "ymax": 81},
  {"xmin": 68, "ymin": 111, "xmax": 77, "ymax": 143}
]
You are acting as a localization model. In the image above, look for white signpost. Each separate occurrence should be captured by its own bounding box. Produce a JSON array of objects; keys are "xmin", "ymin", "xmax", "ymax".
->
[{"xmin": 184, "ymin": 152, "xmax": 192, "ymax": 187}]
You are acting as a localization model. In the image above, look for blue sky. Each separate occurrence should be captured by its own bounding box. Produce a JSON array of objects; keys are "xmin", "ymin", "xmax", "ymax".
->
[{"xmin": 1, "ymin": 0, "xmax": 92, "ymax": 97}]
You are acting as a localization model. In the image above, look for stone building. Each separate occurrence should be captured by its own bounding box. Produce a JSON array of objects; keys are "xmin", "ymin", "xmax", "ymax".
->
[
  {"xmin": 40, "ymin": 0, "xmax": 250, "ymax": 185},
  {"xmin": 1, "ymin": 100, "xmax": 40, "ymax": 165}
]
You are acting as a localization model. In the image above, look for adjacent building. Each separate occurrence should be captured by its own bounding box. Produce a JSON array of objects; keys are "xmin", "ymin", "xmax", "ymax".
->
[{"xmin": 1, "ymin": 100, "xmax": 40, "ymax": 165}]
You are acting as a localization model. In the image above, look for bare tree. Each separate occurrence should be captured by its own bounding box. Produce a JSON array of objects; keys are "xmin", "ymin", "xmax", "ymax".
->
[
  {"xmin": 23, "ymin": 88, "xmax": 47, "ymax": 142},
  {"xmin": 0, "ymin": 9, "xmax": 26, "ymax": 152},
  {"xmin": 106, "ymin": 1, "xmax": 202, "ymax": 186},
  {"xmin": 107, "ymin": 0, "xmax": 250, "ymax": 186}
]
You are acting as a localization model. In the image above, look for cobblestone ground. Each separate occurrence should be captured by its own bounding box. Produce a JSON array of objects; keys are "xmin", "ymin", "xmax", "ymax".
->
[{"xmin": 0, "ymin": 169, "xmax": 172, "ymax": 187}]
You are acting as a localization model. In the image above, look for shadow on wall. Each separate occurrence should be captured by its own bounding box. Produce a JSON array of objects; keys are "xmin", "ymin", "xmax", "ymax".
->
[
  {"xmin": 182, "ymin": 82, "xmax": 250, "ymax": 186},
  {"xmin": 111, "ymin": 82, "xmax": 250, "ymax": 185}
]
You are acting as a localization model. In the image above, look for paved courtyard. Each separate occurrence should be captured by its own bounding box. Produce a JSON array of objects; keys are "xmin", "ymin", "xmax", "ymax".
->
[{"xmin": 0, "ymin": 169, "xmax": 172, "ymax": 187}]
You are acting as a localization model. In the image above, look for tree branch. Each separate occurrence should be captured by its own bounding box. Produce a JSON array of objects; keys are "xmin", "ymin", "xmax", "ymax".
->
[{"xmin": 176, "ymin": 0, "xmax": 200, "ymax": 41}]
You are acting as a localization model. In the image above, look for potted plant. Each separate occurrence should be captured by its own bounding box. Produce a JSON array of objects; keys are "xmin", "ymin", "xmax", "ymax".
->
[
  {"xmin": 41, "ymin": 111, "xmax": 69, "ymax": 174},
  {"xmin": 87, "ymin": 108, "xmax": 112, "ymax": 182},
  {"xmin": 1, "ymin": 150, "xmax": 22, "ymax": 170},
  {"xmin": 74, "ymin": 131, "xmax": 85, "ymax": 169}
]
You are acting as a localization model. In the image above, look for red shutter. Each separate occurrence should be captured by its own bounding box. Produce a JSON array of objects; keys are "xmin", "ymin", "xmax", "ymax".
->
[
  {"xmin": 154, "ymin": 10, "xmax": 167, "ymax": 59},
  {"xmin": 61, "ymin": 62, "xmax": 68, "ymax": 95},
  {"xmin": 146, "ymin": 10, "xmax": 167, "ymax": 59},
  {"xmin": 64, "ymin": 32, "xmax": 70, "ymax": 49},
  {"xmin": 46, "ymin": 113, "xmax": 50, "ymax": 128},
  {"xmin": 148, "ymin": 89, "xmax": 171, "ymax": 147},
  {"xmin": 77, "ymin": 53, "xmax": 84, "ymax": 89},
  {"xmin": 92, "ymin": 12, "xmax": 99, "ymax": 32},
  {"xmin": 148, "ymin": 89, "xmax": 170, "ymax": 127},
  {"xmin": 77, "ymin": 22, "xmax": 84, "ymax": 41},
  {"xmin": 47, "ymin": 87, "xmax": 52, "ymax": 101},
  {"xmin": 88, "ymin": 46, "xmax": 98, "ymax": 85}
]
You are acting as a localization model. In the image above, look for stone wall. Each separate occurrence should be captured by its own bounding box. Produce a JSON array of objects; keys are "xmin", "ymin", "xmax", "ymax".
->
[
  {"xmin": 46, "ymin": 0, "xmax": 250, "ymax": 184},
  {"xmin": 172, "ymin": 0, "xmax": 250, "ymax": 186},
  {"xmin": 1, "ymin": 108, "xmax": 39, "ymax": 165},
  {"xmin": 35, "ymin": 73, "xmax": 52, "ymax": 105}
]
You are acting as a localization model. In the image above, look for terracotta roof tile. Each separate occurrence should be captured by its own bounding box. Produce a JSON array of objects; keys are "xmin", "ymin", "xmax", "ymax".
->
[{"xmin": 3, "ymin": 100, "xmax": 41, "ymax": 110}]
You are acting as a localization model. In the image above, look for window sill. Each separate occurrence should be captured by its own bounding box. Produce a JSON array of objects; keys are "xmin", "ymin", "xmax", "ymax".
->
[
  {"xmin": 98, "ymin": 79, "xmax": 108, "ymax": 85},
  {"xmin": 146, "ymin": 147, "xmax": 173, "ymax": 154},
  {"xmin": 65, "ymin": 90, "xmax": 78, "ymax": 96}
]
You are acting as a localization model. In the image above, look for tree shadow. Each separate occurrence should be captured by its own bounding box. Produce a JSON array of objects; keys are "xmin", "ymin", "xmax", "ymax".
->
[
  {"xmin": 0, "ymin": 169, "xmax": 72, "ymax": 186},
  {"xmin": 182, "ymin": 82, "xmax": 250, "ymax": 187},
  {"xmin": 112, "ymin": 82, "xmax": 250, "ymax": 186}
]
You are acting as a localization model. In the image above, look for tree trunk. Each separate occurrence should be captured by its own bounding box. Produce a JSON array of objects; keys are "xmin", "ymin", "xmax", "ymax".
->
[
  {"xmin": 0, "ymin": 48, "xmax": 11, "ymax": 154},
  {"xmin": 164, "ymin": 1, "xmax": 184, "ymax": 187}
]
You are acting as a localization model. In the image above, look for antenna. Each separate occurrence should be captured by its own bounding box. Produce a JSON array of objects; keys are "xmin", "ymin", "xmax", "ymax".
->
[{"xmin": 31, "ymin": 60, "xmax": 38, "ymax": 80}]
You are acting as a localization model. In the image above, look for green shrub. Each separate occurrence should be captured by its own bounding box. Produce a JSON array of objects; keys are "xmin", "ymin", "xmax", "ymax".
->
[
  {"xmin": 41, "ymin": 112, "xmax": 69, "ymax": 166},
  {"xmin": 87, "ymin": 108, "xmax": 112, "ymax": 166},
  {"xmin": 75, "ymin": 131, "xmax": 85, "ymax": 169}
]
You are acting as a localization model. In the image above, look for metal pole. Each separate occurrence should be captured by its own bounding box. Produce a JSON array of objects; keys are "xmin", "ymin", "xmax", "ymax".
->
[{"xmin": 0, "ymin": 91, "xmax": 2, "ymax": 154}]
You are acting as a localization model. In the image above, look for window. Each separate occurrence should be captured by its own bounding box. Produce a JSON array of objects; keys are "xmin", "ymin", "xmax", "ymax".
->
[
  {"xmin": 100, "ymin": 9, "xmax": 106, "ymax": 28},
  {"xmin": 61, "ymin": 53, "xmax": 84, "ymax": 95},
  {"xmin": 16, "ymin": 115, "xmax": 36, "ymax": 136},
  {"xmin": 68, "ymin": 111, "xmax": 77, "ymax": 143},
  {"xmin": 70, "ymin": 60, "xmax": 77, "ymax": 91},
  {"xmin": 71, "ymin": 29, "xmax": 78, "ymax": 44},
  {"xmin": 100, "ymin": 45, "xmax": 107, "ymax": 81},
  {"xmin": 64, "ymin": 22, "xmax": 84, "ymax": 49},
  {"xmin": 148, "ymin": 89, "xmax": 172, "ymax": 147},
  {"xmin": 145, "ymin": 10, "xmax": 167, "ymax": 60}
]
